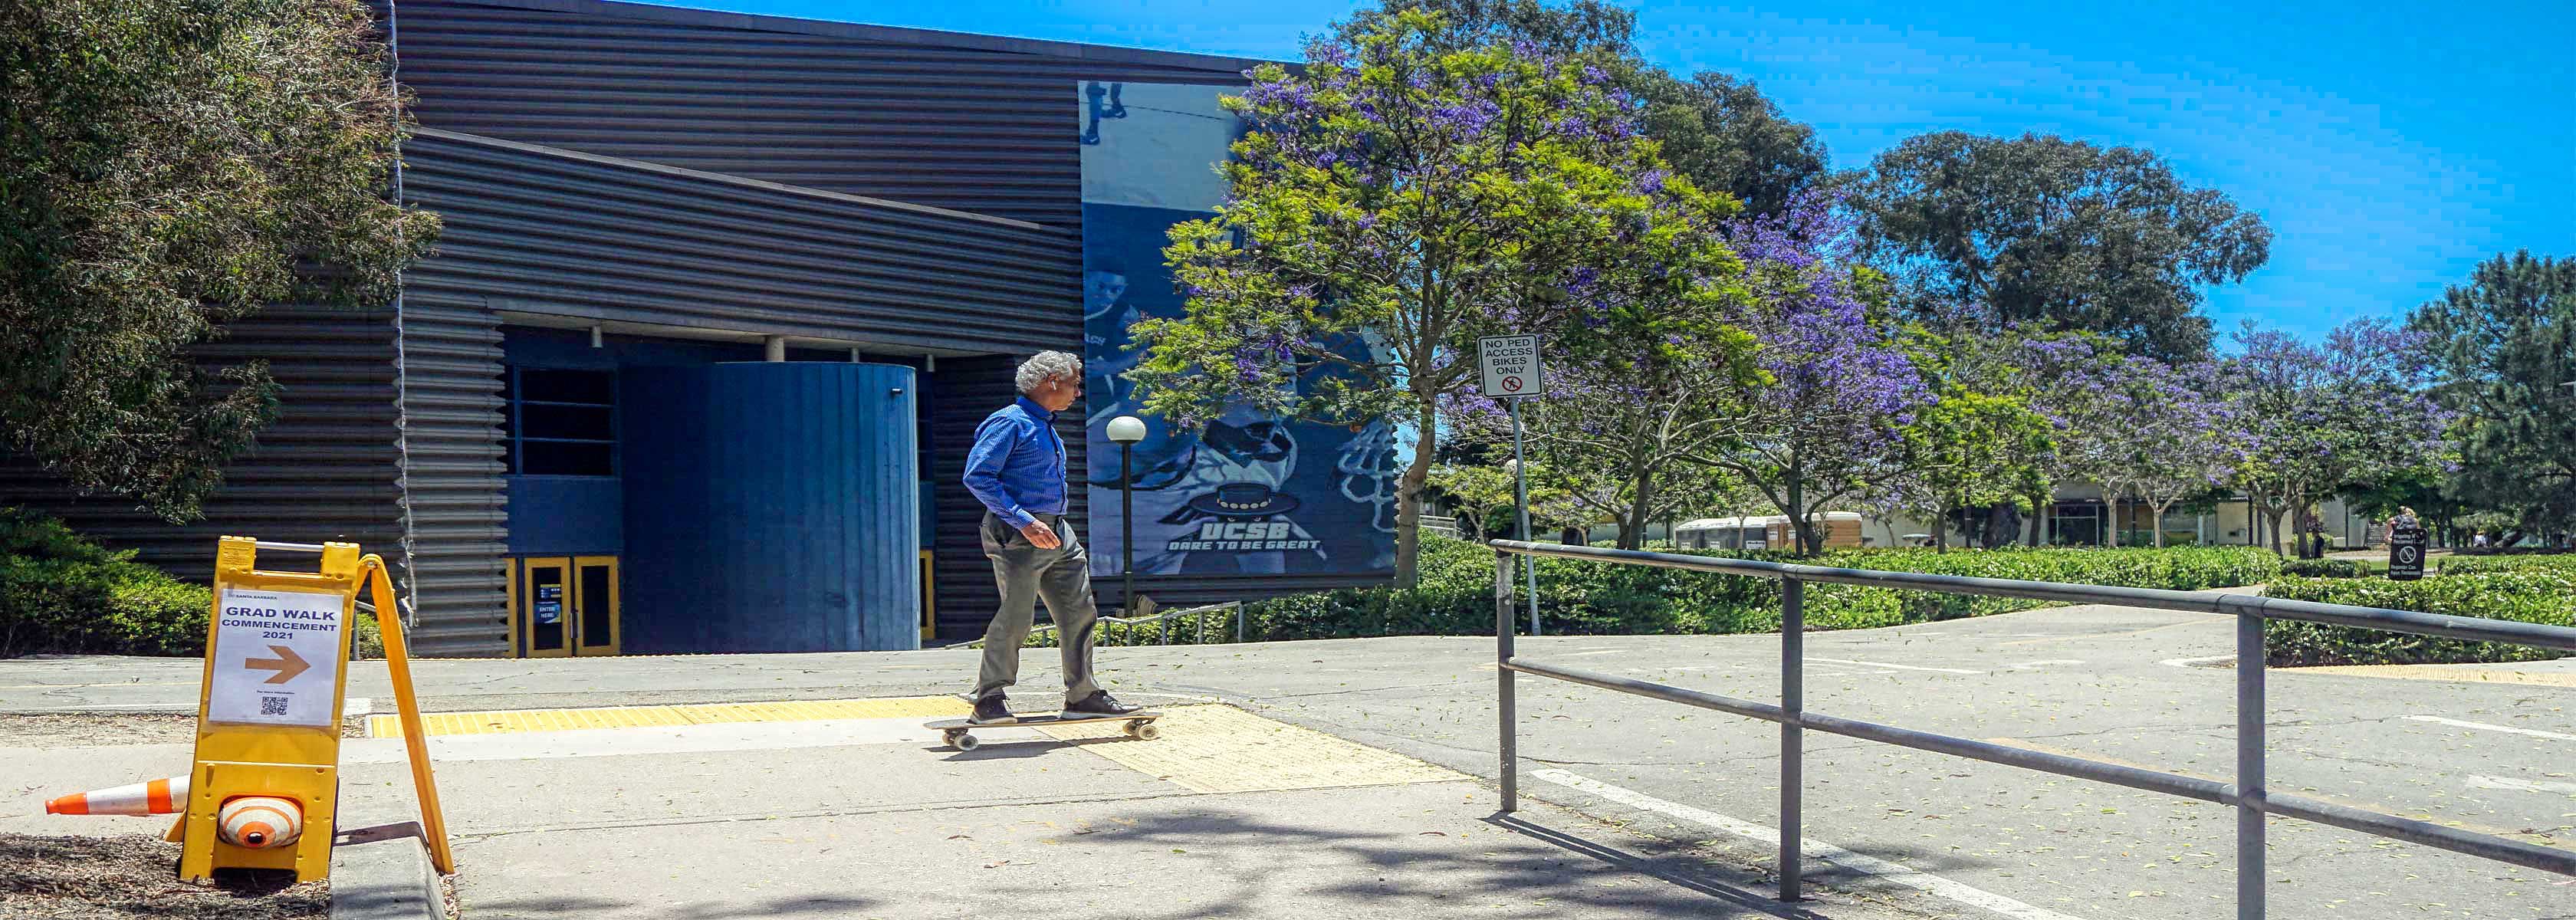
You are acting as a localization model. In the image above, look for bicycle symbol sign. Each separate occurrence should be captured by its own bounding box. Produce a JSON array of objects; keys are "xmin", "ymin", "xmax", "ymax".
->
[{"xmin": 1477, "ymin": 334, "xmax": 1544, "ymax": 401}]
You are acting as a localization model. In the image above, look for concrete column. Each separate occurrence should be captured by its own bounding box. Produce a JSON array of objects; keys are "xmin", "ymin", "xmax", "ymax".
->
[{"xmin": 764, "ymin": 336, "xmax": 787, "ymax": 362}]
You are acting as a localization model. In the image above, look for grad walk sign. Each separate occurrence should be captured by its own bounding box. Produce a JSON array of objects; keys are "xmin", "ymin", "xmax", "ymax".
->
[{"xmin": 208, "ymin": 586, "xmax": 343, "ymax": 727}]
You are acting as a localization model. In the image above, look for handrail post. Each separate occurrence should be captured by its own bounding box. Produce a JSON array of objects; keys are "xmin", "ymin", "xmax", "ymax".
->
[
  {"xmin": 1779, "ymin": 576, "xmax": 1804, "ymax": 902},
  {"xmin": 1497, "ymin": 551, "xmax": 1518, "ymax": 813},
  {"xmin": 2237, "ymin": 611, "xmax": 2266, "ymax": 919}
]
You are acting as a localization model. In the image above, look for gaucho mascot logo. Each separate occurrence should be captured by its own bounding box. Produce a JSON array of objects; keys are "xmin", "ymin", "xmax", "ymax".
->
[{"xmin": 1164, "ymin": 483, "xmax": 1323, "ymax": 554}]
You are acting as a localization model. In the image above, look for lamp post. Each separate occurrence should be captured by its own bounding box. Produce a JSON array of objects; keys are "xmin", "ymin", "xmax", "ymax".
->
[{"xmin": 1106, "ymin": 416, "xmax": 1147, "ymax": 619}]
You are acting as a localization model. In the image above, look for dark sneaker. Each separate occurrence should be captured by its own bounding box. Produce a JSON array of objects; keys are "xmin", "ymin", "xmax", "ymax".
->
[
  {"xmin": 1063, "ymin": 691, "xmax": 1140, "ymax": 717},
  {"xmin": 968, "ymin": 695, "xmax": 1016, "ymax": 725}
]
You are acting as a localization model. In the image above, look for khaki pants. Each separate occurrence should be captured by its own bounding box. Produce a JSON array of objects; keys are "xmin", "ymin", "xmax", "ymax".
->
[{"xmin": 972, "ymin": 513, "xmax": 1103, "ymax": 705}]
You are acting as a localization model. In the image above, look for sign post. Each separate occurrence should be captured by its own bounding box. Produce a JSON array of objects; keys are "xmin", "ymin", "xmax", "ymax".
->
[
  {"xmin": 1479, "ymin": 334, "xmax": 1546, "ymax": 636},
  {"xmin": 2386, "ymin": 527, "xmax": 2427, "ymax": 581}
]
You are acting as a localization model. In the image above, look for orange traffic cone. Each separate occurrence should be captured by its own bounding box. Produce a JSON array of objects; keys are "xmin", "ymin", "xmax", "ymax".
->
[
  {"xmin": 217, "ymin": 796, "xmax": 304, "ymax": 849},
  {"xmin": 45, "ymin": 775, "xmax": 187, "ymax": 816}
]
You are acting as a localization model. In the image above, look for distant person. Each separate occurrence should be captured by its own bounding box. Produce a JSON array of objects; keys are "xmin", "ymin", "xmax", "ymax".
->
[
  {"xmin": 2389, "ymin": 507, "xmax": 2421, "ymax": 534},
  {"xmin": 960, "ymin": 350, "xmax": 1140, "ymax": 726},
  {"xmin": 2472, "ymin": 531, "xmax": 2491, "ymax": 549}
]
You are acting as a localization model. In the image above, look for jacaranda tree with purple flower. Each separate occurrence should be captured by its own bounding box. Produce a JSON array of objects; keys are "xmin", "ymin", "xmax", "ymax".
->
[
  {"xmin": 1129, "ymin": 11, "xmax": 1746, "ymax": 585},
  {"xmin": 1681, "ymin": 190, "xmax": 1929, "ymax": 555},
  {"xmin": 2223, "ymin": 319, "xmax": 2451, "ymax": 555},
  {"xmin": 2083, "ymin": 355, "xmax": 2242, "ymax": 547}
]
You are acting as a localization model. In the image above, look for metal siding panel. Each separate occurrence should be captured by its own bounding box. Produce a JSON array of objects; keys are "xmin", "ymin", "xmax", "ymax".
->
[
  {"xmin": 393, "ymin": 0, "xmax": 1250, "ymax": 227},
  {"xmin": 396, "ymin": 300, "xmax": 512, "ymax": 656},
  {"xmin": 620, "ymin": 363, "xmax": 917, "ymax": 652},
  {"xmin": 0, "ymin": 309, "xmax": 404, "ymax": 588},
  {"xmin": 400, "ymin": 131, "xmax": 1081, "ymax": 356}
]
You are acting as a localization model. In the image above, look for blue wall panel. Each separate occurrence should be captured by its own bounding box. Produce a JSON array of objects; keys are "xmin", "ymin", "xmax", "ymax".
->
[
  {"xmin": 504, "ymin": 478, "xmax": 623, "ymax": 555},
  {"xmin": 620, "ymin": 362, "xmax": 920, "ymax": 652}
]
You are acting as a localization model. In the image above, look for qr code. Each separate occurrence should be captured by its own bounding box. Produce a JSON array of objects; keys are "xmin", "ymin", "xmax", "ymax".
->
[{"xmin": 260, "ymin": 695, "xmax": 288, "ymax": 716}]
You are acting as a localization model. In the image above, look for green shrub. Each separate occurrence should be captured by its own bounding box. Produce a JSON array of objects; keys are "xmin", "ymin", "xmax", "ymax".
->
[
  {"xmin": 2439, "ymin": 553, "xmax": 2576, "ymax": 576},
  {"xmin": 1053, "ymin": 537, "xmax": 2281, "ymax": 648},
  {"xmin": 2279, "ymin": 558, "xmax": 2370, "ymax": 578},
  {"xmin": 2262, "ymin": 571, "xmax": 2574, "ymax": 666},
  {"xmin": 1, "ymin": 508, "xmax": 211, "ymax": 658}
]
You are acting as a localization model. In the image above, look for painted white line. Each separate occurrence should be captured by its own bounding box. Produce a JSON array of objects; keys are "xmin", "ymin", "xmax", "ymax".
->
[
  {"xmin": 2405, "ymin": 715, "xmax": 2576, "ymax": 742},
  {"xmin": 2159, "ymin": 655, "xmax": 2234, "ymax": 669},
  {"xmin": 342, "ymin": 697, "xmax": 373, "ymax": 718},
  {"xmin": 2468, "ymin": 775, "xmax": 2576, "ymax": 794},
  {"xmin": 2000, "ymin": 659, "xmax": 2085, "ymax": 671},
  {"xmin": 339, "ymin": 716, "xmax": 943, "ymax": 764},
  {"xmin": 1806, "ymin": 656, "xmax": 1977, "ymax": 675},
  {"xmin": 1530, "ymin": 768, "xmax": 2090, "ymax": 920}
]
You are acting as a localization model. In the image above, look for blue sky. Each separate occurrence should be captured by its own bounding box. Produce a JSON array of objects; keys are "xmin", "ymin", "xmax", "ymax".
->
[{"xmin": 648, "ymin": 0, "xmax": 2572, "ymax": 342}]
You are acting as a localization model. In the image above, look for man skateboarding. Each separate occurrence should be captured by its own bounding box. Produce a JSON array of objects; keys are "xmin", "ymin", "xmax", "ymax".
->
[{"xmin": 960, "ymin": 350, "xmax": 1142, "ymax": 725}]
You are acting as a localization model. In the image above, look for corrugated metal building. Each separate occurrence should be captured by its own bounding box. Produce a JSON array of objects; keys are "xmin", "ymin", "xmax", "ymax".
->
[{"xmin": 3, "ymin": 0, "xmax": 1322, "ymax": 657}]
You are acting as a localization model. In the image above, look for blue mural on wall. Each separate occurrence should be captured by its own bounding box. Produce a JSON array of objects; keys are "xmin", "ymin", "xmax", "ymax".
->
[{"xmin": 1078, "ymin": 82, "xmax": 1398, "ymax": 578}]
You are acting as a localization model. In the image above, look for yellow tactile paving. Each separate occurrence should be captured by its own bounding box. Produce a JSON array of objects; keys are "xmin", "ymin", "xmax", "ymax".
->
[
  {"xmin": 367, "ymin": 695, "xmax": 968, "ymax": 737},
  {"xmin": 1036, "ymin": 704, "xmax": 1470, "ymax": 794}
]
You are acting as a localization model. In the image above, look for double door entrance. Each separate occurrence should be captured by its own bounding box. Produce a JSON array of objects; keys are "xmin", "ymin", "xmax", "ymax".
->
[{"xmin": 511, "ymin": 557, "xmax": 621, "ymax": 656}]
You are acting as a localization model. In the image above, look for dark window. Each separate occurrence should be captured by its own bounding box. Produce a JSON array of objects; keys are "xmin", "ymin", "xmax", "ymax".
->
[{"xmin": 503, "ymin": 367, "xmax": 616, "ymax": 476}]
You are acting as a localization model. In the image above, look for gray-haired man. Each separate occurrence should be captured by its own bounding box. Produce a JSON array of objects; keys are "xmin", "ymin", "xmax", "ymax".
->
[{"xmin": 959, "ymin": 350, "xmax": 1140, "ymax": 724}]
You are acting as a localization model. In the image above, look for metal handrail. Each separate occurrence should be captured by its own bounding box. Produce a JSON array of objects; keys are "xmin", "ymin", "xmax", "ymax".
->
[
  {"xmin": 1487, "ymin": 539, "xmax": 2576, "ymax": 918},
  {"xmin": 1499, "ymin": 540, "xmax": 2570, "ymax": 648}
]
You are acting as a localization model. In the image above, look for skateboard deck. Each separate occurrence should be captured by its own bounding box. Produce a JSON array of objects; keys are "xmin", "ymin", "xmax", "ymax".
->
[{"xmin": 926, "ymin": 711, "xmax": 1162, "ymax": 751}]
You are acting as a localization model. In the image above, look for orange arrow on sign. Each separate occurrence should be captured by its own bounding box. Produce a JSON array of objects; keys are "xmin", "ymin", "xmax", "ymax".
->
[{"xmin": 245, "ymin": 645, "xmax": 310, "ymax": 685}]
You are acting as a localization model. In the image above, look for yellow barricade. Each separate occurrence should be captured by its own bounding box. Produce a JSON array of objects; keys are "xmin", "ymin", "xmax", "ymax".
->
[{"xmin": 167, "ymin": 536, "xmax": 452, "ymax": 881}]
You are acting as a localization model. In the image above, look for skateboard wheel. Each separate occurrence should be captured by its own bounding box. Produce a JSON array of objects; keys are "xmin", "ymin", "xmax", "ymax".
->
[
  {"xmin": 953, "ymin": 732, "xmax": 981, "ymax": 751},
  {"xmin": 1129, "ymin": 721, "xmax": 1160, "ymax": 741}
]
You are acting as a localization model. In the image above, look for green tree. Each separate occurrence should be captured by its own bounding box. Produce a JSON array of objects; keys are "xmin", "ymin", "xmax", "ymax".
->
[
  {"xmin": 2408, "ymin": 251, "xmax": 2575, "ymax": 540},
  {"xmin": 1129, "ymin": 12, "xmax": 1743, "ymax": 585},
  {"xmin": 1332, "ymin": 0, "xmax": 1635, "ymax": 59},
  {"xmin": 1874, "ymin": 330, "xmax": 2054, "ymax": 552},
  {"xmin": 1340, "ymin": 1, "xmax": 1835, "ymax": 222},
  {"xmin": 1849, "ymin": 132, "xmax": 2269, "ymax": 360},
  {"xmin": 1636, "ymin": 70, "xmax": 1835, "ymax": 221},
  {"xmin": 0, "ymin": 0, "xmax": 437, "ymax": 521}
]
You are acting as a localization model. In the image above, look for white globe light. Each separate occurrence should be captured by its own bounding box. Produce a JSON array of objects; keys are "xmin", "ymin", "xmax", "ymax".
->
[{"xmin": 1106, "ymin": 415, "xmax": 1148, "ymax": 444}]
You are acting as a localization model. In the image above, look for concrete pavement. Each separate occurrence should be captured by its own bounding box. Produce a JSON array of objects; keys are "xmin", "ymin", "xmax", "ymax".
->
[{"xmin": 5, "ymin": 599, "xmax": 2571, "ymax": 919}]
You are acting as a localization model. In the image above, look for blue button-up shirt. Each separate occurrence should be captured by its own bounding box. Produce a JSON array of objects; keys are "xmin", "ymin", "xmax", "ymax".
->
[{"xmin": 962, "ymin": 396, "xmax": 1067, "ymax": 529}]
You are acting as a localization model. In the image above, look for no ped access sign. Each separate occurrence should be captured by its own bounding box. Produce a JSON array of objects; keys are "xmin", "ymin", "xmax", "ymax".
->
[{"xmin": 1477, "ymin": 334, "xmax": 1544, "ymax": 400}]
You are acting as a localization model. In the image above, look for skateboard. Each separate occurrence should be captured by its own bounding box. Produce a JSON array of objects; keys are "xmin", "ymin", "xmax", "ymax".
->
[{"xmin": 925, "ymin": 711, "xmax": 1162, "ymax": 751}]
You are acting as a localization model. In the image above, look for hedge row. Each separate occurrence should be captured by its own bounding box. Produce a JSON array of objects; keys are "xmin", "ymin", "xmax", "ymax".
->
[
  {"xmin": 2439, "ymin": 553, "xmax": 2576, "ymax": 575},
  {"xmin": 2279, "ymin": 558, "xmax": 2371, "ymax": 578},
  {"xmin": 1062, "ymin": 537, "xmax": 2281, "ymax": 647},
  {"xmin": 1, "ymin": 509, "xmax": 212, "ymax": 659},
  {"xmin": 2261, "ymin": 570, "xmax": 2575, "ymax": 666}
]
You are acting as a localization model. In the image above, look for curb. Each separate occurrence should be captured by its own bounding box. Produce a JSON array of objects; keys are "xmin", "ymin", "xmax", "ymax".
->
[{"xmin": 330, "ymin": 821, "xmax": 445, "ymax": 920}]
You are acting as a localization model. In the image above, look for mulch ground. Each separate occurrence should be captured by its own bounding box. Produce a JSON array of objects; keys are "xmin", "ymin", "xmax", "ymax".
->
[{"xmin": 0, "ymin": 833, "xmax": 326, "ymax": 918}]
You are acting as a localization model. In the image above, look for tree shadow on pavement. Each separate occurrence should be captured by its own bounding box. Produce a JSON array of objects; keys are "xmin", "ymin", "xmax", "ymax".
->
[
  {"xmin": 955, "ymin": 800, "xmax": 1861, "ymax": 919},
  {"xmin": 462, "ymin": 892, "xmax": 881, "ymax": 918}
]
